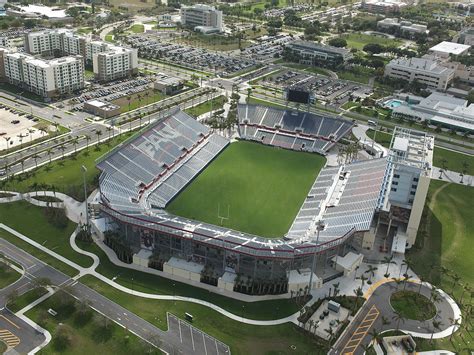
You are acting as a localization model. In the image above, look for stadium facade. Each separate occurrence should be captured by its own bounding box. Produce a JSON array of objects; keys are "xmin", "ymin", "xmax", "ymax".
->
[{"xmin": 95, "ymin": 105, "xmax": 433, "ymax": 297}]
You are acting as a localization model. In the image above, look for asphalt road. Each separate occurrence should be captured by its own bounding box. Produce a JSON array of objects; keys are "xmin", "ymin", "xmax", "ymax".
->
[
  {"xmin": 330, "ymin": 281, "xmax": 455, "ymax": 355},
  {"xmin": 0, "ymin": 237, "xmax": 230, "ymax": 354}
]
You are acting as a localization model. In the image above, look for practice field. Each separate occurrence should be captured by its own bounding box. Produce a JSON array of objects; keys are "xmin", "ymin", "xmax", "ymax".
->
[{"xmin": 167, "ymin": 141, "xmax": 326, "ymax": 238}]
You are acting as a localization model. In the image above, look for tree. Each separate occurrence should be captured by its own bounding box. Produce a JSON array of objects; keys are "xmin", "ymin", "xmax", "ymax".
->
[
  {"xmin": 357, "ymin": 274, "xmax": 368, "ymax": 287},
  {"xmin": 392, "ymin": 310, "xmax": 405, "ymax": 330},
  {"xmin": 85, "ymin": 135, "xmax": 91, "ymax": 150},
  {"xmin": 95, "ymin": 130, "xmax": 102, "ymax": 145},
  {"xmin": 353, "ymin": 287, "xmax": 364, "ymax": 311},
  {"xmin": 71, "ymin": 136, "xmax": 79, "ymax": 154},
  {"xmin": 365, "ymin": 265, "xmax": 378, "ymax": 284},
  {"xmin": 332, "ymin": 282, "xmax": 340, "ymax": 297},
  {"xmin": 328, "ymin": 37, "xmax": 347, "ymax": 48},
  {"xmin": 382, "ymin": 256, "xmax": 397, "ymax": 277},
  {"xmin": 431, "ymin": 320, "xmax": 442, "ymax": 343},
  {"xmin": 466, "ymin": 90, "xmax": 474, "ymax": 105},
  {"xmin": 363, "ymin": 43, "xmax": 385, "ymax": 54},
  {"xmin": 46, "ymin": 148, "xmax": 54, "ymax": 164},
  {"xmin": 449, "ymin": 317, "xmax": 461, "ymax": 341}
]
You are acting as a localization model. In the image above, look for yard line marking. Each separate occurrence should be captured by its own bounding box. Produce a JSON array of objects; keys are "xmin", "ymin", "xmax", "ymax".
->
[{"xmin": 0, "ymin": 316, "xmax": 20, "ymax": 329}]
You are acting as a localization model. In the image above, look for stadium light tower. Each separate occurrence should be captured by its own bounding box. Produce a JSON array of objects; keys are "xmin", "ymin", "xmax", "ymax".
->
[{"xmin": 308, "ymin": 220, "xmax": 325, "ymax": 294}]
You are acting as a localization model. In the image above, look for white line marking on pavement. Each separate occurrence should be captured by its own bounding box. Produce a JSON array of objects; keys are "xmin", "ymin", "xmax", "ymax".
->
[
  {"xmin": 202, "ymin": 332, "xmax": 208, "ymax": 355},
  {"xmin": 190, "ymin": 325, "xmax": 195, "ymax": 350},
  {"xmin": 178, "ymin": 317, "xmax": 182, "ymax": 343}
]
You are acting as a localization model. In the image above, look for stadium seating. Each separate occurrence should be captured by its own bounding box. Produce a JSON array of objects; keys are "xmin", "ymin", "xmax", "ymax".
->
[
  {"xmin": 238, "ymin": 104, "xmax": 353, "ymax": 154},
  {"xmin": 98, "ymin": 111, "xmax": 229, "ymax": 209}
]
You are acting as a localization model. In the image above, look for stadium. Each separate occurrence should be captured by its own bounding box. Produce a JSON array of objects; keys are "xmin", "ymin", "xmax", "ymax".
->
[{"xmin": 96, "ymin": 104, "xmax": 433, "ymax": 297}]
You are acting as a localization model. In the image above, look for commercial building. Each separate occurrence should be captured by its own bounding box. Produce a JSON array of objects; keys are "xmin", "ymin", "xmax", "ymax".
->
[
  {"xmin": 180, "ymin": 4, "xmax": 223, "ymax": 32},
  {"xmin": 384, "ymin": 57, "xmax": 455, "ymax": 91},
  {"xmin": 377, "ymin": 18, "xmax": 428, "ymax": 38},
  {"xmin": 152, "ymin": 76, "xmax": 184, "ymax": 95},
  {"xmin": 285, "ymin": 41, "xmax": 353, "ymax": 68},
  {"xmin": 1, "ymin": 50, "xmax": 84, "ymax": 98},
  {"xmin": 84, "ymin": 99, "xmax": 121, "ymax": 118},
  {"xmin": 360, "ymin": 0, "xmax": 408, "ymax": 14},
  {"xmin": 92, "ymin": 45, "xmax": 138, "ymax": 82},
  {"xmin": 459, "ymin": 27, "xmax": 474, "ymax": 46},
  {"xmin": 428, "ymin": 41, "xmax": 471, "ymax": 58},
  {"xmin": 391, "ymin": 92, "xmax": 474, "ymax": 132}
]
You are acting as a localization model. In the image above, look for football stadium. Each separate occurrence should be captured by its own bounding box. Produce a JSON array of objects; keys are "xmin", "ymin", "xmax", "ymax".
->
[{"xmin": 96, "ymin": 104, "xmax": 434, "ymax": 297}]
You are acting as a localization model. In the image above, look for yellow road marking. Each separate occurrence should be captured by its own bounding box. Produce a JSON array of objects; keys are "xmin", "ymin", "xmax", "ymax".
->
[
  {"xmin": 0, "ymin": 315, "xmax": 20, "ymax": 329},
  {"xmin": 0, "ymin": 329, "xmax": 20, "ymax": 348},
  {"xmin": 342, "ymin": 305, "xmax": 380, "ymax": 354}
]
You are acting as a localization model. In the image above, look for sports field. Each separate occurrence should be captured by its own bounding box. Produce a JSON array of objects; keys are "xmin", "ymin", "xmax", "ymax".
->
[{"xmin": 167, "ymin": 141, "xmax": 326, "ymax": 238}]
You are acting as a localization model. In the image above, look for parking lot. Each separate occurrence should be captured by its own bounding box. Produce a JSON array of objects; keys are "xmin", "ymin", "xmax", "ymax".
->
[
  {"xmin": 167, "ymin": 313, "xmax": 230, "ymax": 355},
  {"xmin": 242, "ymin": 34, "xmax": 296, "ymax": 61},
  {"xmin": 0, "ymin": 106, "xmax": 45, "ymax": 150},
  {"xmin": 127, "ymin": 34, "xmax": 256, "ymax": 77},
  {"xmin": 262, "ymin": 69, "xmax": 372, "ymax": 106}
]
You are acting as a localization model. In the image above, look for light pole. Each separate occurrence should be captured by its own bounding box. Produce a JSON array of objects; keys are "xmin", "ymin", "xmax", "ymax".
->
[
  {"xmin": 81, "ymin": 165, "xmax": 89, "ymax": 234},
  {"xmin": 308, "ymin": 220, "xmax": 325, "ymax": 296}
]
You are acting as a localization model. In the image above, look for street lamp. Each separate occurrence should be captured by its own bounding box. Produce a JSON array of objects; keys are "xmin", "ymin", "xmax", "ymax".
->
[
  {"xmin": 308, "ymin": 220, "xmax": 325, "ymax": 295},
  {"xmin": 81, "ymin": 165, "xmax": 89, "ymax": 234}
]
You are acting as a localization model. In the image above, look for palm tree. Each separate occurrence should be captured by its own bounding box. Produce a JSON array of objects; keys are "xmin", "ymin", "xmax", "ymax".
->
[
  {"xmin": 46, "ymin": 148, "xmax": 54, "ymax": 164},
  {"xmin": 430, "ymin": 320, "xmax": 442, "ymax": 343},
  {"xmin": 85, "ymin": 135, "xmax": 91, "ymax": 150},
  {"xmin": 127, "ymin": 95, "xmax": 132, "ymax": 112},
  {"xmin": 449, "ymin": 317, "xmax": 461, "ymax": 341},
  {"xmin": 402, "ymin": 274, "xmax": 413, "ymax": 291},
  {"xmin": 357, "ymin": 274, "xmax": 368, "ymax": 287},
  {"xmin": 459, "ymin": 284, "xmax": 470, "ymax": 304},
  {"xmin": 392, "ymin": 310, "xmax": 405, "ymax": 330},
  {"xmin": 365, "ymin": 265, "xmax": 378, "ymax": 284},
  {"xmin": 332, "ymin": 282, "xmax": 340, "ymax": 297},
  {"xmin": 58, "ymin": 144, "xmax": 66, "ymax": 159},
  {"xmin": 460, "ymin": 161, "xmax": 469, "ymax": 184},
  {"xmin": 369, "ymin": 328, "xmax": 382, "ymax": 345},
  {"xmin": 451, "ymin": 273, "xmax": 461, "ymax": 289},
  {"xmin": 382, "ymin": 256, "xmax": 397, "ymax": 277},
  {"xmin": 71, "ymin": 137, "xmax": 79, "ymax": 154},
  {"xmin": 400, "ymin": 258, "xmax": 412, "ymax": 278},
  {"xmin": 95, "ymin": 130, "xmax": 102, "ymax": 145},
  {"xmin": 325, "ymin": 326, "xmax": 335, "ymax": 344},
  {"xmin": 31, "ymin": 154, "xmax": 40, "ymax": 169},
  {"xmin": 353, "ymin": 287, "xmax": 364, "ymax": 312}
]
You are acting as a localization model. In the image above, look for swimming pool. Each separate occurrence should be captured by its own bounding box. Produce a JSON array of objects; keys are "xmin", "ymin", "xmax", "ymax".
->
[{"xmin": 384, "ymin": 99, "xmax": 403, "ymax": 109}]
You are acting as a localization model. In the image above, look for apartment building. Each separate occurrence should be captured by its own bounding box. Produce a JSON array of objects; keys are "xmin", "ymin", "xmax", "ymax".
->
[
  {"xmin": 384, "ymin": 57, "xmax": 455, "ymax": 91},
  {"xmin": 180, "ymin": 4, "xmax": 223, "ymax": 32},
  {"xmin": 0, "ymin": 37, "xmax": 9, "ymax": 48},
  {"xmin": 285, "ymin": 41, "xmax": 353, "ymax": 68},
  {"xmin": 2, "ymin": 50, "xmax": 84, "ymax": 98},
  {"xmin": 24, "ymin": 29, "xmax": 86, "ymax": 57},
  {"xmin": 92, "ymin": 45, "xmax": 138, "ymax": 82}
]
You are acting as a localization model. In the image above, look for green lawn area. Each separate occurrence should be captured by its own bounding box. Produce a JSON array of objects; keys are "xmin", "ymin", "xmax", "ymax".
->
[
  {"xmin": 104, "ymin": 34, "xmax": 114, "ymax": 43},
  {"xmin": 0, "ymin": 260, "xmax": 21, "ymax": 289},
  {"xmin": 81, "ymin": 275, "xmax": 327, "ymax": 355},
  {"xmin": 130, "ymin": 24, "xmax": 144, "ymax": 33},
  {"xmin": 280, "ymin": 63, "xmax": 330, "ymax": 76},
  {"xmin": 79, "ymin": 241, "xmax": 303, "ymax": 321},
  {"xmin": 2, "ymin": 132, "xmax": 134, "ymax": 201},
  {"xmin": 25, "ymin": 291, "xmax": 162, "ymax": 355},
  {"xmin": 340, "ymin": 33, "xmax": 402, "ymax": 51},
  {"xmin": 8, "ymin": 287, "xmax": 48, "ymax": 313},
  {"xmin": 0, "ymin": 201, "xmax": 92, "ymax": 268},
  {"xmin": 112, "ymin": 89, "xmax": 166, "ymax": 113},
  {"xmin": 77, "ymin": 27, "xmax": 93, "ymax": 34},
  {"xmin": 407, "ymin": 181, "xmax": 474, "ymax": 352},
  {"xmin": 366, "ymin": 129, "xmax": 474, "ymax": 175},
  {"xmin": 184, "ymin": 95, "xmax": 227, "ymax": 117},
  {"xmin": 337, "ymin": 66, "xmax": 374, "ymax": 84},
  {"xmin": 0, "ymin": 229, "xmax": 77, "ymax": 277},
  {"xmin": 167, "ymin": 141, "xmax": 326, "ymax": 238},
  {"xmin": 248, "ymin": 97, "xmax": 287, "ymax": 109},
  {"xmin": 390, "ymin": 291, "xmax": 436, "ymax": 321}
]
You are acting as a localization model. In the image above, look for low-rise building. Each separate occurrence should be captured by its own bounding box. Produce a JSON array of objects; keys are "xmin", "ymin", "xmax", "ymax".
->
[
  {"xmin": 180, "ymin": 4, "xmax": 223, "ymax": 32},
  {"xmin": 428, "ymin": 41, "xmax": 471, "ymax": 58},
  {"xmin": 384, "ymin": 57, "xmax": 455, "ymax": 91},
  {"xmin": 285, "ymin": 41, "xmax": 353, "ymax": 68},
  {"xmin": 153, "ymin": 76, "xmax": 184, "ymax": 95},
  {"xmin": 377, "ymin": 18, "xmax": 428, "ymax": 38},
  {"xmin": 84, "ymin": 99, "xmax": 121, "ymax": 118},
  {"xmin": 459, "ymin": 27, "xmax": 474, "ymax": 46},
  {"xmin": 360, "ymin": 0, "xmax": 408, "ymax": 14}
]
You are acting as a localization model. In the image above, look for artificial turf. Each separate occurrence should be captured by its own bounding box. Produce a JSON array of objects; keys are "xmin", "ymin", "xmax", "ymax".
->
[{"xmin": 166, "ymin": 141, "xmax": 326, "ymax": 238}]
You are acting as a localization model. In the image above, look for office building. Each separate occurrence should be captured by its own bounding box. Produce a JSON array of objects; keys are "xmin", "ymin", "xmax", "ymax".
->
[
  {"xmin": 180, "ymin": 4, "xmax": 223, "ymax": 32},
  {"xmin": 377, "ymin": 18, "xmax": 428, "ymax": 38},
  {"xmin": 2, "ymin": 50, "xmax": 84, "ymax": 98},
  {"xmin": 285, "ymin": 41, "xmax": 353, "ymax": 68},
  {"xmin": 429, "ymin": 41, "xmax": 471, "ymax": 58},
  {"xmin": 360, "ymin": 0, "xmax": 408, "ymax": 14},
  {"xmin": 384, "ymin": 57, "xmax": 455, "ymax": 91}
]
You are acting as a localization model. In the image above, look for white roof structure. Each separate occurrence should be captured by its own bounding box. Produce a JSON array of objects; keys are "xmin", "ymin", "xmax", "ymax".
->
[
  {"xmin": 429, "ymin": 41, "xmax": 471, "ymax": 56},
  {"xmin": 16, "ymin": 5, "xmax": 67, "ymax": 18}
]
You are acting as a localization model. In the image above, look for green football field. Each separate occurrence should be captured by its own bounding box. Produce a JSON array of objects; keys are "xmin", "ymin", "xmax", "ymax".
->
[{"xmin": 166, "ymin": 141, "xmax": 326, "ymax": 238}]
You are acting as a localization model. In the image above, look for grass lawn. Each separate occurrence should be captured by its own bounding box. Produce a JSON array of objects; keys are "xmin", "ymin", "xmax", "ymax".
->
[
  {"xmin": 184, "ymin": 95, "xmax": 227, "ymax": 117},
  {"xmin": 112, "ymin": 88, "xmax": 166, "ymax": 113},
  {"xmin": 337, "ymin": 66, "xmax": 374, "ymax": 84},
  {"xmin": 8, "ymin": 287, "xmax": 48, "ymax": 313},
  {"xmin": 248, "ymin": 97, "xmax": 287, "ymax": 109},
  {"xmin": 0, "ymin": 260, "xmax": 21, "ymax": 289},
  {"xmin": 25, "ymin": 291, "xmax": 162, "ymax": 355},
  {"xmin": 407, "ymin": 181, "xmax": 474, "ymax": 352},
  {"xmin": 77, "ymin": 27, "xmax": 93, "ymax": 34},
  {"xmin": 340, "ymin": 33, "xmax": 402, "ymax": 51},
  {"xmin": 130, "ymin": 24, "xmax": 144, "ymax": 33},
  {"xmin": 2, "ymin": 132, "xmax": 134, "ymax": 201},
  {"xmin": 167, "ymin": 141, "xmax": 326, "ymax": 238},
  {"xmin": 390, "ymin": 291, "xmax": 436, "ymax": 321},
  {"xmin": 0, "ymin": 229, "xmax": 77, "ymax": 277},
  {"xmin": 366, "ymin": 129, "xmax": 474, "ymax": 175},
  {"xmin": 80, "ymin": 241, "xmax": 303, "ymax": 320},
  {"xmin": 81, "ymin": 275, "xmax": 328, "ymax": 355},
  {"xmin": 104, "ymin": 34, "xmax": 114, "ymax": 43},
  {"xmin": 0, "ymin": 201, "xmax": 92, "ymax": 268}
]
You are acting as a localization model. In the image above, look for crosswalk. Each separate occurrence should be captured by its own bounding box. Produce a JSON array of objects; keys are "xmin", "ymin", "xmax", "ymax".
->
[
  {"xmin": 0, "ymin": 329, "xmax": 20, "ymax": 348},
  {"xmin": 341, "ymin": 305, "xmax": 379, "ymax": 355}
]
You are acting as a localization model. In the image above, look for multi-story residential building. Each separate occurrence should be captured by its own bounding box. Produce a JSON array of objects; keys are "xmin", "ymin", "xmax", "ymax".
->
[
  {"xmin": 2, "ymin": 50, "xmax": 84, "ymax": 98},
  {"xmin": 384, "ymin": 57, "xmax": 455, "ymax": 91},
  {"xmin": 377, "ymin": 18, "xmax": 428, "ymax": 38},
  {"xmin": 459, "ymin": 27, "xmax": 474, "ymax": 46},
  {"xmin": 360, "ymin": 0, "xmax": 408, "ymax": 14},
  {"xmin": 285, "ymin": 41, "xmax": 353, "ymax": 68},
  {"xmin": 0, "ymin": 37, "xmax": 9, "ymax": 48},
  {"xmin": 24, "ymin": 29, "xmax": 86, "ymax": 57},
  {"xmin": 180, "ymin": 4, "xmax": 223, "ymax": 32},
  {"xmin": 92, "ymin": 45, "xmax": 138, "ymax": 82}
]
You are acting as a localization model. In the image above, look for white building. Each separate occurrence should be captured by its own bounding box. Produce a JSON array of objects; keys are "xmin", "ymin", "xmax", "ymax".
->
[
  {"xmin": 377, "ymin": 18, "xmax": 428, "ymax": 38},
  {"xmin": 180, "ymin": 4, "xmax": 223, "ymax": 32},
  {"xmin": 360, "ymin": 0, "xmax": 408, "ymax": 14},
  {"xmin": 429, "ymin": 41, "xmax": 471, "ymax": 58},
  {"xmin": 92, "ymin": 45, "xmax": 138, "ymax": 82},
  {"xmin": 0, "ymin": 37, "xmax": 9, "ymax": 48},
  {"xmin": 25, "ymin": 29, "xmax": 85, "ymax": 57},
  {"xmin": 384, "ymin": 57, "xmax": 455, "ymax": 91},
  {"xmin": 1, "ymin": 50, "xmax": 84, "ymax": 98},
  {"xmin": 392, "ymin": 92, "xmax": 474, "ymax": 132}
]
